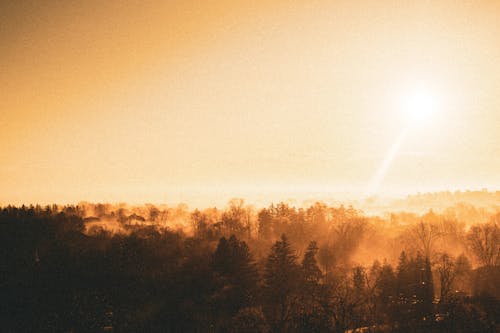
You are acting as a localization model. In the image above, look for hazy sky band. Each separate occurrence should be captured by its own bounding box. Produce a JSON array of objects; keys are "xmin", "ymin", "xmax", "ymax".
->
[{"xmin": 1, "ymin": 1, "xmax": 499, "ymax": 205}]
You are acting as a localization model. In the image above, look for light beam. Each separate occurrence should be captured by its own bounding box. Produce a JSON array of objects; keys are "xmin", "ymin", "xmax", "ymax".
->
[{"xmin": 366, "ymin": 127, "xmax": 409, "ymax": 196}]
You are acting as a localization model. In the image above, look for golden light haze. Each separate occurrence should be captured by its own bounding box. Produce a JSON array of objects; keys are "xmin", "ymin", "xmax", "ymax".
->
[{"xmin": 1, "ymin": 1, "xmax": 500, "ymax": 206}]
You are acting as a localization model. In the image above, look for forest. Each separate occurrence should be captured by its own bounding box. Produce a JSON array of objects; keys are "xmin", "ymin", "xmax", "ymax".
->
[{"xmin": 0, "ymin": 198, "xmax": 498, "ymax": 332}]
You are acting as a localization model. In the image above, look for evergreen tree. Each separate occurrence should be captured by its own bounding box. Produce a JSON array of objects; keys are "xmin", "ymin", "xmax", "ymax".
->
[
  {"xmin": 376, "ymin": 261, "xmax": 397, "ymax": 325},
  {"xmin": 263, "ymin": 234, "xmax": 300, "ymax": 332},
  {"xmin": 302, "ymin": 241, "xmax": 322, "ymax": 286},
  {"xmin": 396, "ymin": 251, "xmax": 411, "ymax": 299},
  {"xmin": 296, "ymin": 241, "xmax": 327, "ymax": 333},
  {"xmin": 212, "ymin": 235, "xmax": 259, "ymax": 323},
  {"xmin": 352, "ymin": 266, "xmax": 366, "ymax": 293},
  {"xmin": 422, "ymin": 256, "xmax": 435, "ymax": 318}
]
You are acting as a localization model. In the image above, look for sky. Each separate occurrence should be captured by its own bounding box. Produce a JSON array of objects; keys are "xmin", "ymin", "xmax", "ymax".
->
[{"xmin": 1, "ymin": 0, "xmax": 500, "ymax": 206}]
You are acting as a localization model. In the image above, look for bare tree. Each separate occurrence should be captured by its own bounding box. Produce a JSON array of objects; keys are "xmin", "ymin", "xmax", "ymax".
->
[
  {"xmin": 467, "ymin": 221, "xmax": 499, "ymax": 267},
  {"xmin": 436, "ymin": 253, "xmax": 456, "ymax": 302},
  {"xmin": 412, "ymin": 220, "xmax": 442, "ymax": 259}
]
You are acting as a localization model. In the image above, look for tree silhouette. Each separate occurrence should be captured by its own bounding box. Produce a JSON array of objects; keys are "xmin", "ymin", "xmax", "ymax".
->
[
  {"xmin": 302, "ymin": 241, "xmax": 322, "ymax": 286},
  {"xmin": 263, "ymin": 234, "xmax": 300, "ymax": 332},
  {"xmin": 1, "ymin": 202, "xmax": 499, "ymax": 332},
  {"xmin": 296, "ymin": 241, "xmax": 328, "ymax": 332},
  {"xmin": 212, "ymin": 235, "xmax": 259, "ymax": 310},
  {"xmin": 467, "ymin": 221, "xmax": 499, "ymax": 268}
]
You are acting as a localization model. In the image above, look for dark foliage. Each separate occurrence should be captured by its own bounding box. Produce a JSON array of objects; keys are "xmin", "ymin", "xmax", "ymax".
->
[{"xmin": 0, "ymin": 205, "xmax": 498, "ymax": 332}]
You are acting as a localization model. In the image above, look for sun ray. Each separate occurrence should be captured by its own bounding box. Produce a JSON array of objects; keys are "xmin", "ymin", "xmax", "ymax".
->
[{"xmin": 366, "ymin": 127, "xmax": 409, "ymax": 197}]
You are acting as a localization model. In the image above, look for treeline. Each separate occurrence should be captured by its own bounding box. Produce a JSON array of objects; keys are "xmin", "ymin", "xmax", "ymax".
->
[
  {"xmin": 0, "ymin": 203, "xmax": 498, "ymax": 332},
  {"xmin": 388, "ymin": 190, "xmax": 500, "ymax": 217}
]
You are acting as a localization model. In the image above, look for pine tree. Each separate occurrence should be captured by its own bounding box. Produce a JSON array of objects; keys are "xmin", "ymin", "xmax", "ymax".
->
[
  {"xmin": 263, "ymin": 234, "xmax": 300, "ymax": 332},
  {"xmin": 295, "ymin": 241, "xmax": 328, "ymax": 332},
  {"xmin": 352, "ymin": 266, "xmax": 366, "ymax": 293},
  {"xmin": 421, "ymin": 256, "xmax": 434, "ymax": 318},
  {"xmin": 396, "ymin": 251, "xmax": 410, "ymax": 300},
  {"xmin": 302, "ymin": 241, "xmax": 322, "ymax": 286},
  {"xmin": 212, "ymin": 235, "xmax": 259, "ymax": 320},
  {"xmin": 376, "ymin": 261, "xmax": 397, "ymax": 324}
]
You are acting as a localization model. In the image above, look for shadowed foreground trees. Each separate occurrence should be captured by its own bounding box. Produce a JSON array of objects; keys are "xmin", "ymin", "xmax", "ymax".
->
[
  {"xmin": 263, "ymin": 234, "xmax": 300, "ymax": 332},
  {"xmin": 0, "ymin": 204, "xmax": 498, "ymax": 332},
  {"xmin": 211, "ymin": 235, "xmax": 259, "ymax": 330}
]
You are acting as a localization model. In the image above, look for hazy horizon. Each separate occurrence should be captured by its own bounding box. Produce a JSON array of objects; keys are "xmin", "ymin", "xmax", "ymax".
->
[{"xmin": 2, "ymin": 188, "xmax": 499, "ymax": 214}]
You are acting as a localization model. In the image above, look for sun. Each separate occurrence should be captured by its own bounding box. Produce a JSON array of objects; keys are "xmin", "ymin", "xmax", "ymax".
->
[{"xmin": 404, "ymin": 87, "xmax": 437, "ymax": 124}]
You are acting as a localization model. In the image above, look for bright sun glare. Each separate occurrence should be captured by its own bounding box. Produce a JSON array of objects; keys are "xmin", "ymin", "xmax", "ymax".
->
[{"xmin": 404, "ymin": 88, "xmax": 437, "ymax": 124}]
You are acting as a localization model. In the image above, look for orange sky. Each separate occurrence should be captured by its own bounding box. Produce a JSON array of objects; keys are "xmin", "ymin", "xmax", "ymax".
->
[{"xmin": 1, "ymin": 1, "xmax": 500, "ymax": 206}]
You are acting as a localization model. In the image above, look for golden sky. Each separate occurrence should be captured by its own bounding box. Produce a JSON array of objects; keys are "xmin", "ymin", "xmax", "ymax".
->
[{"xmin": 1, "ymin": 0, "xmax": 500, "ymax": 206}]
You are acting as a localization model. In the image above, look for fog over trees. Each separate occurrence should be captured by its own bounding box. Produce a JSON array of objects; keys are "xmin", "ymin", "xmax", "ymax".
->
[{"xmin": 0, "ymin": 193, "xmax": 498, "ymax": 332}]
